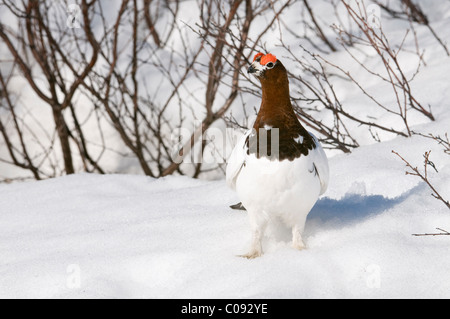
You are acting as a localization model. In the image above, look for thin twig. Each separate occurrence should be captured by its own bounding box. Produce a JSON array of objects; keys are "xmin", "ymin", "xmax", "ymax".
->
[
  {"xmin": 412, "ymin": 228, "xmax": 450, "ymax": 236},
  {"xmin": 392, "ymin": 150, "xmax": 450, "ymax": 210}
]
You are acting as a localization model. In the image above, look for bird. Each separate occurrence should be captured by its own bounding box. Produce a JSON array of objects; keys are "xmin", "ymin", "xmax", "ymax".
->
[{"xmin": 226, "ymin": 52, "xmax": 329, "ymax": 259}]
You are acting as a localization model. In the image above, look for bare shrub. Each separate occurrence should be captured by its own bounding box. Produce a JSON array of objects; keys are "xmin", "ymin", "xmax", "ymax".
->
[
  {"xmin": 0, "ymin": 0, "xmax": 105, "ymax": 178},
  {"xmin": 0, "ymin": 0, "xmax": 295, "ymax": 180},
  {"xmin": 373, "ymin": 0, "xmax": 449, "ymax": 56},
  {"xmin": 392, "ymin": 149, "xmax": 450, "ymax": 210},
  {"xmin": 335, "ymin": 1, "xmax": 434, "ymax": 132}
]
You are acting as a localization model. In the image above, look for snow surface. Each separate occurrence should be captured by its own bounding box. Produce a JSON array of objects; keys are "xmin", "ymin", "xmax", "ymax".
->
[{"xmin": 1, "ymin": 131, "xmax": 450, "ymax": 298}]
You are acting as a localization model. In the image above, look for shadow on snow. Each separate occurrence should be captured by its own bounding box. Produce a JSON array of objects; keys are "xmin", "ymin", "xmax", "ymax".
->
[{"xmin": 307, "ymin": 185, "xmax": 420, "ymax": 230}]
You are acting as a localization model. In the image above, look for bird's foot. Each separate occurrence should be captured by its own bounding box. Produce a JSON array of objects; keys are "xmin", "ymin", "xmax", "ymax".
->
[
  {"xmin": 292, "ymin": 226, "xmax": 306, "ymax": 251},
  {"xmin": 238, "ymin": 250, "xmax": 262, "ymax": 259},
  {"xmin": 292, "ymin": 241, "xmax": 306, "ymax": 251},
  {"xmin": 239, "ymin": 222, "xmax": 265, "ymax": 259}
]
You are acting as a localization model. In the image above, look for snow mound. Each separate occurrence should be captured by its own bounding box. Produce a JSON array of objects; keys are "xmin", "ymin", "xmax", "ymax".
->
[{"xmin": 1, "ymin": 135, "xmax": 450, "ymax": 298}]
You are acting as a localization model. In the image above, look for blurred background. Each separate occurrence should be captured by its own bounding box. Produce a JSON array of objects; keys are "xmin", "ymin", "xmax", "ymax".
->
[{"xmin": 0, "ymin": 0, "xmax": 449, "ymax": 182}]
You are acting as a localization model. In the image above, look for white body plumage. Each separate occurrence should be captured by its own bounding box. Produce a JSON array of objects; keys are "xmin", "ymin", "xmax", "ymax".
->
[{"xmin": 227, "ymin": 130, "xmax": 329, "ymax": 258}]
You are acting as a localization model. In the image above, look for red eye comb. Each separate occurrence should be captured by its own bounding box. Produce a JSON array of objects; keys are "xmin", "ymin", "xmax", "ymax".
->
[
  {"xmin": 253, "ymin": 53, "xmax": 264, "ymax": 62},
  {"xmin": 260, "ymin": 53, "xmax": 277, "ymax": 66}
]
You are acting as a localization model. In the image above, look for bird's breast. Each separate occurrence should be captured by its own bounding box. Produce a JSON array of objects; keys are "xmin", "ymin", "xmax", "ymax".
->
[{"xmin": 235, "ymin": 151, "xmax": 323, "ymax": 217}]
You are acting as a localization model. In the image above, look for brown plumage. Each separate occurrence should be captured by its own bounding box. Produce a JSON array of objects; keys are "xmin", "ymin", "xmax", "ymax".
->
[{"xmin": 246, "ymin": 55, "xmax": 316, "ymax": 161}]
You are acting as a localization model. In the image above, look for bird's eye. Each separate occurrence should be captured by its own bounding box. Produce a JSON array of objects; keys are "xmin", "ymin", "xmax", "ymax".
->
[{"xmin": 265, "ymin": 62, "xmax": 275, "ymax": 69}]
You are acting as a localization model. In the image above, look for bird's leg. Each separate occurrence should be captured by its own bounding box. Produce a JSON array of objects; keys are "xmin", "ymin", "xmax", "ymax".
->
[
  {"xmin": 240, "ymin": 229, "xmax": 263, "ymax": 259},
  {"xmin": 292, "ymin": 224, "xmax": 306, "ymax": 251},
  {"xmin": 239, "ymin": 220, "xmax": 267, "ymax": 259}
]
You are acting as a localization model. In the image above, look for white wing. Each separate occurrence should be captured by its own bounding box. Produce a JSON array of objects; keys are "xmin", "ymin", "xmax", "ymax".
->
[
  {"xmin": 226, "ymin": 130, "xmax": 251, "ymax": 190},
  {"xmin": 309, "ymin": 132, "xmax": 330, "ymax": 196}
]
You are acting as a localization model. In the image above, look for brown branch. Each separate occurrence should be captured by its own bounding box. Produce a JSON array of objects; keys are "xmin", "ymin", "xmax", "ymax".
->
[
  {"xmin": 143, "ymin": 0, "xmax": 161, "ymax": 47},
  {"xmin": 318, "ymin": 0, "xmax": 435, "ymax": 150},
  {"xmin": 162, "ymin": 0, "xmax": 254, "ymax": 177},
  {"xmin": 0, "ymin": 69, "xmax": 42, "ymax": 179},
  {"xmin": 413, "ymin": 131, "xmax": 450, "ymax": 155},
  {"xmin": 374, "ymin": 0, "xmax": 449, "ymax": 56},
  {"xmin": 392, "ymin": 150, "xmax": 450, "ymax": 210},
  {"xmin": 0, "ymin": 23, "xmax": 53, "ymax": 104},
  {"xmin": 302, "ymin": 0, "xmax": 336, "ymax": 52}
]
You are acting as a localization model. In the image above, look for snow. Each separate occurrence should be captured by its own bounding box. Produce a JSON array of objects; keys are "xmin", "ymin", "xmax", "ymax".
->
[{"xmin": 1, "ymin": 130, "xmax": 450, "ymax": 299}]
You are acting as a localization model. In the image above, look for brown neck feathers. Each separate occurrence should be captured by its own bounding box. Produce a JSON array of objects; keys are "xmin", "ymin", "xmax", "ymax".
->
[{"xmin": 248, "ymin": 60, "xmax": 316, "ymax": 161}]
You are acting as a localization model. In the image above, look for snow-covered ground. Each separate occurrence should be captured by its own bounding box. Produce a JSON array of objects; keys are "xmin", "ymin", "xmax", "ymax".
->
[{"xmin": 1, "ymin": 126, "xmax": 449, "ymax": 298}]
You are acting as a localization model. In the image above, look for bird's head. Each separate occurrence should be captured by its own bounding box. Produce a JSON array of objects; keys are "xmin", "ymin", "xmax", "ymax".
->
[
  {"xmin": 248, "ymin": 52, "xmax": 287, "ymax": 84},
  {"xmin": 247, "ymin": 53, "xmax": 289, "ymax": 90},
  {"xmin": 247, "ymin": 52, "xmax": 277, "ymax": 77}
]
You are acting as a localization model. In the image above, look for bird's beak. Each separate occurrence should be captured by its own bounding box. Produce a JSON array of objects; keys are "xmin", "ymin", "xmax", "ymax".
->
[{"xmin": 247, "ymin": 65, "xmax": 256, "ymax": 74}]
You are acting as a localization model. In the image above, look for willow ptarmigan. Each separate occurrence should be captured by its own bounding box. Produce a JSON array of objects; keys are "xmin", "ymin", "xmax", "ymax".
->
[{"xmin": 226, "ymin": 52, "xmax": 329, "ymax": 259}]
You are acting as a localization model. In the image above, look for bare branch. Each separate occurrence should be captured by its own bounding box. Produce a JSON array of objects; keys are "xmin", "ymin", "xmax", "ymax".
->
[
  {"xmin": 412, "ymin": 228, "xmax": 450, "ymax": 237},
  {"xmin": 392, "ymin": 150, "xmax": 450, "ymax": 210}
]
